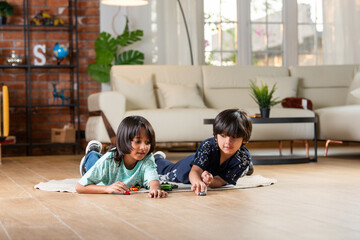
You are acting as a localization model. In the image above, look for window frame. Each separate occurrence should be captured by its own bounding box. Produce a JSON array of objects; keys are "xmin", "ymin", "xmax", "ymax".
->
[{"xmin": 201, "ymin": 0, "xmax": 315, "ymax": 66}]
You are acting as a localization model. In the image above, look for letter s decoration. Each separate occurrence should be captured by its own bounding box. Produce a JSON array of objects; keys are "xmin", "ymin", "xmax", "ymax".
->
[{"xmin": 33, "ymin": 44, "xmax": 46, "ymax": 66}]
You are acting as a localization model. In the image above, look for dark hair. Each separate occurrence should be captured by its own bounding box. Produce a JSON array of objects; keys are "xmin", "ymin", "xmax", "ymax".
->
[
  {"xmin": 213, "ymin": 109, "xmax": 252, "ymax": 143},
  {"xmin": 113, "ymin": 115, "xmax": 156, "ymax": 165}
]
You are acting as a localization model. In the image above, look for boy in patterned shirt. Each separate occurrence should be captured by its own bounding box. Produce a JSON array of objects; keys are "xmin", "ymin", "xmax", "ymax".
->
[{"xmin": 155, "ymin": 109, "xmax": 253, "ymax": 195}]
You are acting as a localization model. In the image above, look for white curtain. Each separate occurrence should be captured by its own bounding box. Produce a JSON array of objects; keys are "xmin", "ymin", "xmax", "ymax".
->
[
  {"xmin": 151, "ymin": 0, "xmax": 201, "ymax": 65},
  {"xmin": 322, "ymin": 0, "xmax": 360, "ymax": 64}
]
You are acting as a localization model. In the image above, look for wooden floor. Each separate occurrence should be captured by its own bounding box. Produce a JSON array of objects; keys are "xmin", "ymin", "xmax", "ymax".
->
[{"xmin": 0, "ymin": 146, "xmax": 360, "ymax": 240}]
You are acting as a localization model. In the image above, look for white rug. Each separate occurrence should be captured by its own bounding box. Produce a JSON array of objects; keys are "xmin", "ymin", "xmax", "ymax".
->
[{"xmin": 34, "ymin": 175, "xmax": 276, "ymax": 193}]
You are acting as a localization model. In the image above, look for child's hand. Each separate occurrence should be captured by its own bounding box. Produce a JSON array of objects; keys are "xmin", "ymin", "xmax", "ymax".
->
[
  {"xmin": 148, "ymin": 189, "xmax": 168, "ymax": 198},
  {"xmin": 105, "ymin": 181, "xmax": 129, "ymax": 194},
  {"xmin": 201, "ymin": 171, "xmax": 213, "ymax": 186},
  {"xmin": 191, "ymin": 181, "xmax": 207, "ymax": 195}
]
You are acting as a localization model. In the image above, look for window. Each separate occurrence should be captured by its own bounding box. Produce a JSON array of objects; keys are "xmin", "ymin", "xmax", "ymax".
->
[
  {"xmin": 203, "ymin": 0, "xmax": 323, "ymax": 66},
  {"xmin": 297, "ymin": 0, "xmax": 323, "ymax": 65},
  {"xmin": 204, "ymin": 0, "xmax": 237, "ymax": 66},
  {"xmin": 250, "ymin": 0, "xmax": 283, "ymax": 66}
]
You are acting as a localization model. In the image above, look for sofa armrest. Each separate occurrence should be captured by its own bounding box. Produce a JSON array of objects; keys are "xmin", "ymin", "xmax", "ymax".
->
[{"xmin": 88, "ymin": 91, "xmax": 126, "ymax": 133}]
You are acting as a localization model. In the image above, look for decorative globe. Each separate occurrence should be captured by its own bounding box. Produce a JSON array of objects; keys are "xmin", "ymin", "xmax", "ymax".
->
[{"xmin": 53, "ymin": 43, "xmax": 69, "ymax": 60}]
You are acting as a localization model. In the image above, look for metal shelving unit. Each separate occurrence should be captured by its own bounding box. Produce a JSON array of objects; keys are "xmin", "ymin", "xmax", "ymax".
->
[{"xmin": 0, "ymin": 0, "xmax": 80, "ymax": 155}]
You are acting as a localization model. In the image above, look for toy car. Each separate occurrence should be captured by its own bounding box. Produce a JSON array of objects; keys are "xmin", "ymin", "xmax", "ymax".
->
[
  {"xmin": 161, "ymin": 184, "xmax": 172, "ymax": 191},
  {"xmin": 199, "ymin": 191, "xmax": 207, "ymax": 196},
  {"xmin": 123, "ymin": 191, "xmax": 130, "ymax": 195},
  {"xmin": 130, "ymin": 187, "xmax": 139, "ymax": 191}
]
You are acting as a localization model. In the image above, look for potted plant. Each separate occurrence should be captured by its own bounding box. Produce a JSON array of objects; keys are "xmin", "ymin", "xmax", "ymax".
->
[
  {"xmin": 0, "ymin": 1, "xmax": 14, "ymax": 25},
  {"xmin": 87, "ymin": 17, "xmax": 144, "ymax": 83},
  {"xmin": 249, "ymin": 80, "xmax": 281, "ymax": 118}
]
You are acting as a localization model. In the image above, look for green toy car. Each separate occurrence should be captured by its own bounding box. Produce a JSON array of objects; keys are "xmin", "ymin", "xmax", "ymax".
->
[{"xmin": 161, "ymin": 184, "xmax": 172, "ymax": 191}]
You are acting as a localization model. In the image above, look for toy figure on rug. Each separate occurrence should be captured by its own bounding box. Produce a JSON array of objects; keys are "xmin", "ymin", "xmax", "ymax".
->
[
  {"xmin": 154, "ymin": 109, "xmax": 254, "ymax": 195},
  {"xmin": 76, "ymin": 116, "xmax": 167, "ymax": 198}
]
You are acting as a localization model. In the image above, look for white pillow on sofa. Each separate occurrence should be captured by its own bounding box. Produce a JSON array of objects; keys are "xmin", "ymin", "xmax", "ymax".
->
[
  {"xmin": 112, "ymin": 74, "xmax": 157, "ymax": 110},
  {"xmin": 157, "ymin": 82, "xmax": 206, "ymax": 109},
  {"xmin": 346, "ymin": 72, "xmax": 360, "ymax": 104},
  {"xmin": 350, "ymin": 88, "xmax": 360, "ymax": 99},
  {"xmin": 255, "ymin": 76, "xmax": 299, "ymax": 108}
]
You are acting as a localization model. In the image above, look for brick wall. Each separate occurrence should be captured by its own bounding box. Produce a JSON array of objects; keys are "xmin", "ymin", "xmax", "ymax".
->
[{"xmin": 0, "ymin": 0, "xmax": 101, "ymax": 156}]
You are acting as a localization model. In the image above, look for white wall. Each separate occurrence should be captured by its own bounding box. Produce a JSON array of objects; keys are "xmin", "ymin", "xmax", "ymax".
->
[
  {"xmin": 100, "ymin": 2, "xmax": 153, "ymax": 64},
  {"xmin": 100, "ymin": 0, "xmax": 201, "ymax": 66}
]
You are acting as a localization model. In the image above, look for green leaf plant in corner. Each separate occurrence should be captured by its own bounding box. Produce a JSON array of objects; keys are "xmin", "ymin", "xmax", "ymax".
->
[
  {"xmin": 87, "ymin": 17, "xmax": 144, "ymax": 83},
  {"xmin": 249, "ymin": 79, "xmax": 281, "ymax": 110}
]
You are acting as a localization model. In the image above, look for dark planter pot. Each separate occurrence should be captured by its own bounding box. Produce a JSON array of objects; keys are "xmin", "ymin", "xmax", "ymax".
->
[
  {"xmin": 0, "ymin": 16, "xmax": 7, "ymax": 25},
  {"xmin": 260, "ymin": 108, "xmax": 270, "ymax": 118}
]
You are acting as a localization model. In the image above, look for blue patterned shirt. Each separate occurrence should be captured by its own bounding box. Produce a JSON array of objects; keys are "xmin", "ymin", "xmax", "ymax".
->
[{"xmin": 192, "ymin": 137, "xmax": 252, "ymax": 184}]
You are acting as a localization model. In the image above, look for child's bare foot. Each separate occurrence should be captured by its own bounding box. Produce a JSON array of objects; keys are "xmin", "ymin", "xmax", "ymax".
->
[{"xmin": 201, "ymin": 171, "xmax": 213, "ymax": 186}]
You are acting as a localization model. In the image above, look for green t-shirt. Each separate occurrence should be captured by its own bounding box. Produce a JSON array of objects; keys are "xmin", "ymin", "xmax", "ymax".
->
[{"xmin": 78, "ymin": 151, "xmax": 159, "ymax": 188}]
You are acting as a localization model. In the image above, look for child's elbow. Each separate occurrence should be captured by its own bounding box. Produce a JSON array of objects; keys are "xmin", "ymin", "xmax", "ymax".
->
[{"xmin": 75, "ymin": 183, "xmax": 85, "ymax": 193}]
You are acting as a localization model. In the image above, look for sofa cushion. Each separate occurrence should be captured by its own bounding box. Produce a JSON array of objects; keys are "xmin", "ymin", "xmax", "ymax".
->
[
  {"xmin": 289, "ymin": 65, "xmax": 358, "ymax": 109},
  {"xmin": 124, "ymin": 108, "xmax": 219, "ymax": 142},
  {"xmin": 202, "ymin": 66, "xmax": 289, "ymax": 109},
  {"xmin": 255, "ymin": 76, "xmax": 299, "ymax": 108},
  {"xmin": 157, "ymin": 82, "xmax": 206, "ymax": 109},
  {"xmin": 315, "ymin": 105, "xmax": 360, "ymax": 141},
  {"xmin": 346, "ymin": 72, "xmax": 360, "ymax": 105},
  {"xmin": 111, "ymin": 74, "xmax": 157, "ymax": 110}
]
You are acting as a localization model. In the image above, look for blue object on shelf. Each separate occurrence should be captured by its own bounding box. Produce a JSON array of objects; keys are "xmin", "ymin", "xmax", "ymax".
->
[{"xmin": 53, "ymin": 42, "xmax": 69, "ymax": 64}]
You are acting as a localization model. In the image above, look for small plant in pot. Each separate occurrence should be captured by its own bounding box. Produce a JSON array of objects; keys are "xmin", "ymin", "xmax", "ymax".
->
[
  {"xmin": 0, "ymin": 1, "xmax": 14, "ymax": 25},
  {"xmin": 249, "ymin": 80, "xmax": 281, "ymax": 118}
]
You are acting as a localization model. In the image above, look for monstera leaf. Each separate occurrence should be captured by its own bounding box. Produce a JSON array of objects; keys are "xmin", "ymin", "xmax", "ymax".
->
[
  {"xmin": 87, "ymin": 17, "xmax": 145, "ymax": 83},
  {"xmin": 87, "ymin": 63, "xmax": 111, "ymax": 83},
  {"xmin": 94, "ymin": 32, "xmax": 117, "ymax": 65},
  {"xmin": 117, "ymin": 30, "xmax": 143, "ymax": 47},
  {"xmin": 115, "ymin": 50, "xmax": 144, "ymax": 65},
  {"xmin": 117, "ymin": 17, "xmax": 143, "ymax": 47}
]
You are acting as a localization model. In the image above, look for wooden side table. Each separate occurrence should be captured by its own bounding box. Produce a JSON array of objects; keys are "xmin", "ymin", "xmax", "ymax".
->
[{"xmin": 0, "ymin": 136, "xmax": 16, "ymax": 165}]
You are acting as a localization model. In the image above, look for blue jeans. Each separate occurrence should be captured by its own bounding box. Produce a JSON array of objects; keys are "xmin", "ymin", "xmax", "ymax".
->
[
  {"xmin": 155, "ymin": 154, "xmax": 195, "ymax": 184},
  {"xmin": 83, "ymin": 152, "xmax": 102, "ymax": 172}
]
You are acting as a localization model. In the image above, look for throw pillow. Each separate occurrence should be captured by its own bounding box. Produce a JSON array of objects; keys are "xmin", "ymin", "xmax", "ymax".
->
[
  {"xmin": 350, "ymin": 88, "xmax": 360, "ymax": 99},
  {"xmin": 111, "ymin": 74, "xmax": 157, "ymax": 110},
  {"xmin": 346, "ymin": 72, "xmax": 360, "ymax": 104},
  {"xmin": 157, "ymin": 82, "xmax": 206, "ymax": 109},
  {"xmin": 255, "ymin": 76, "xmax": 299, "ymax": 108},
  {"xmin": 282, "ymin": 97, "xmax": 313, "ymax": 110}
]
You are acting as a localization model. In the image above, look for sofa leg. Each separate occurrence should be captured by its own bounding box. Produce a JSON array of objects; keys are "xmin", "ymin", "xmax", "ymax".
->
[
  {"xmin": 278, "ymin": 141, "xmax": 282, "ymax": 155},
  {"xmin": 305, "ymin": 140, "xmax": 309, "ymax": 157},
  {"xmin": 324, "ymin": 140, "xmax": 343, "ymax": 157}
]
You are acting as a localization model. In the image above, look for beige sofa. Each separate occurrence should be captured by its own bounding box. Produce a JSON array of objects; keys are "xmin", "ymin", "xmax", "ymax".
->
[{"xmin": 85, "ymin": 65, "xmax": 360, "ymax": 150}]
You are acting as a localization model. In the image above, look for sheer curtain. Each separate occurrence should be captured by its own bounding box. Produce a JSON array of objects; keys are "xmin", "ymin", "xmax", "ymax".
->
[
  {"xmin": 151, "ymin": 0, "xmax": 202, "ymax": 65},
  {"xmin": 322, "ymin": 0, "xmax": 360, "ymax": 64}
]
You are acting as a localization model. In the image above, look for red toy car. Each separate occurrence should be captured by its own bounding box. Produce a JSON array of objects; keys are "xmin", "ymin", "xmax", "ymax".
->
[{"xmin": 130, "ymin": 187, "xmax": 139, "ymax": 191}]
